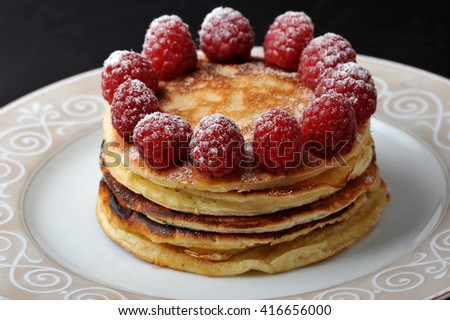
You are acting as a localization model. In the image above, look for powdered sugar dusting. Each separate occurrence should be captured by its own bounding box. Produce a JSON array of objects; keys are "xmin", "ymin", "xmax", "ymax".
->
[
  {"xmin": 190, "ymin": 113, "xmax": 244, "ymax": 177},
  {"xmin": 115, "ymin": 79, "xmax": 155, "ymax": 107},
  {"xmin": 300, "ymin": 32, "xmax": 356, "ymax": 88},
  {"xmin": 199, "ymin": 6, "xmax": 254, "ymax": 62},
  {"xmin": 149, "ymin": 14, "xmax": 187, "ymax": 30},
  {"xmin": 240, "ymin": 169, "xmax": 261, "ymax": 183},
  {"xmin": 337, "ymin": 62, "xmax": 371, "ymax": 78},
  {"xmin": 110, "ymin": 78, "xmax": 160, "ymax": 141},
  {"xmin": 104, "ymin": 50, "xmax": 126, "ymax": 67},
  {"xmin": 143, "ymin": 14, "xmax": 197, "ymax": 80},
  {"xmin": 279, "ymin": 10, "xmax": 307, "ymax": 20},
  {"xmin": 128, "ymin": 145, "xmax": 141, "ymax": 161},
  {"xmin": 201, "ymin": 7, "xmax": 248, "ymax": 31},
  {"xmin": 268, "ymin": 188, "xmax": 294, "ymax": 196},
  {"xmin": 101, "ymin": 49, "xmax": 158, "ymax": 103},
  {"xmin": 121, "ymin": 82, "xmax": 150, "ymax": 100},
  {"xmin": 264, "ymin": 11, "xmax": 313, "ymax": 71},
  {"xmin": 365, "ymin": 173, "xmax": 375, "ymax": 185},
  {"xmin": 237, "ymin": 61, "xmax": 298, "ymax": 78},
  {"xmin": 195, "ymin": 113, "xmax": 242, "ymax": 136},
  {"xmin": 315, "ymin": 61, "xmax": 377, "ymax": 125},
  {"xmin": 132, "ymin": 111, "xmax": 192, "ymax": 170},
  {"xmin": 168, "ymin": 165, "xmax": 193, "ymax": 183},
  {"xmin": 134, "ymin": 112, "xmax": 192, "ymax": 139}
]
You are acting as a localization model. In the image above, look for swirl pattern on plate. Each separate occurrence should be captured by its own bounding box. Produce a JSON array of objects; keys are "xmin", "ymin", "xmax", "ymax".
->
[{"xmin": 0, "ymin": 89, "xmax": 127, "ymax": 299}]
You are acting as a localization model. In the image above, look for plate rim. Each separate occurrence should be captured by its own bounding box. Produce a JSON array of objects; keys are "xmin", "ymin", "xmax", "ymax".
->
[{"xmin": 1, "ymin": 55, "xmax": 450, "ymax": 300}]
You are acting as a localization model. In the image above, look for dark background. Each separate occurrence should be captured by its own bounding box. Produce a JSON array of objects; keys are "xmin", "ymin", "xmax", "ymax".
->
[{"xmin": 1, "ymin": 0, "xmax": 449, "ymax": 108}]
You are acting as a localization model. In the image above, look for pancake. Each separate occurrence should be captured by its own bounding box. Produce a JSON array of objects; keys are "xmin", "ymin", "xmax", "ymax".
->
[
  {"xmin": 96, "ymin": 50, "xmax": 389, "ymax": 276},
  {"xmin": 101, "ymin": 58, "xmax": 373, "ymax": 194},
  {"xmin": 98, "ymin": 166, "xmax": 382, "ymax": 251},
  {"xmin": 102, "ymin": 159, "xmax": 381, "ymax": 233},
  {"xmin": 96, "ymin": 179, "xmax": 388, "ymax": 276},
  {"xmin": 158, "ymin": 58, "xmax": 313, "ymax": 139},
  {"xmin": 101, "ymin": 138, "xmax": 373, "ymax": 215}
]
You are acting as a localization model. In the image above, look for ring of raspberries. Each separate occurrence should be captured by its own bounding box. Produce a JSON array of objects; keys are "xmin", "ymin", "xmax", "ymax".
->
[{"xmin": 102, "ymin": 6, "xmax": 377, "ymax": 177}]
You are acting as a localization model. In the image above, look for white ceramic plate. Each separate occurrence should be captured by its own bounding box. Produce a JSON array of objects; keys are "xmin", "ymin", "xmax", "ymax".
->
[{"xmin": 1, "ymin": 56, "xmax": 449, "ymax": 300}]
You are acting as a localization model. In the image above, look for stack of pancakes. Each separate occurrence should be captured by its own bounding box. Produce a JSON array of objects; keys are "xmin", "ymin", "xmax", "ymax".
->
[{"xmin": 96, "ymin": 54, "xmax": 389, "ymax": 276}]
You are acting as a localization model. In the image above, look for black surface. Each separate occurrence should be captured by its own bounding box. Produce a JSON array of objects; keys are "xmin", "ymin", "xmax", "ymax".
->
[{"xmin": 1, "ymin": 0, "xmax": 449, "ymax": 107}]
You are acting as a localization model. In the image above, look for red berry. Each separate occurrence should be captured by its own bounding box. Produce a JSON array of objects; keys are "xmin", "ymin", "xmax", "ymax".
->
[
  {"xmin": 263, "ymin": 11, "xmax": 314, "ymax": 72},
  {"xmin": 133, "ymin": 112, "xmax": 192, "ymax": 169},
  {"xmin": 199, "ymin": 7, "xmax": 254, "ymax": 63},
  {"xmin": 315, "ymin": 62, "xmax": 377, "ymax": 125},
  {"xmin": 299, "ymin": 33, "xmax": 356, "ymax": 89},
  {"xmin": 142, "ymin": 15, "xmax": 197, "ymax": 80},
  {"xmin": 299, "ymin": 93, "xmax": 356, "ymax": 158},
  {"xmin": 190, "ymin": 113, "xmax": 244, "ymax": 177},
  {"xmin": 253, "ymin": 109, "xmax": 302, "ymax": 172},
  {"xmin": 101, "ymin": 50, "xmax": 158, "ymax": 104},
  {"xmin": 110, "ymin": 79, "xmax": 160, "ymax": 142}
]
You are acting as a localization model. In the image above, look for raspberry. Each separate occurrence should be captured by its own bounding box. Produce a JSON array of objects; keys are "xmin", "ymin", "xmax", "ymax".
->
[
  {"xmin": 199, "ymin": 7, "xmax": 254, "ymax": 63},
  {"xmin": 299, "ymin": 93, "xmax": 356, "ymax": 158},
  {"xmin": 190, "ymin": 113, "xmax": 244, "ymax": 177},
  {"xmin": 110, "ymin": 79, "xmax": 160, "ymax": 142},
  {"xmin": 299, "ymin": 33, "xmax": 356, "ymax": 89},
  {"xmin": 263, "ymin": 11, "xmax": 314, "ymax": 72},
  {"xmin": 133, "ymin": 112, "xmax": 192, "ymax": 169},
  {"xmin": 253, "ymin": 109, "xmax": 302, "ymax": 172},
  {"xmin": 142, "ymin": 15, "xmax": 197, "ymax": 80},
  {"xmin": 315, "ymin": 62, "xmax": 377, "ymax": 125},
  {"xmin": 101, "ymin": 50, "xmax": 158, "ymax": 104}
]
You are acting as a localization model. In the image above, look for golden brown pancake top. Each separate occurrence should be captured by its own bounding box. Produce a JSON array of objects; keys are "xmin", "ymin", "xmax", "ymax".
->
[{"xmin": 157, "ymin": 58, "xmax": 314, "ymax": 139}]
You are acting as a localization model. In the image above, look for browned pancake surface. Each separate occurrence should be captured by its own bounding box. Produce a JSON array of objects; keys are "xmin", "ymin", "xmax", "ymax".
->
[
  {"xmin": 96, "ymin": 180, "xmax": 388, "ymax": 275},
  {"xmin": 98, "ymin": 176, "xmax": 381, "ymax": 251},
  {"xmin": 102, "ymin": 160, "xmax": 380, "ymax": 233},
  {"xmin": 157, "ymin": 58, "xmax": 314, "ymax": 138}
]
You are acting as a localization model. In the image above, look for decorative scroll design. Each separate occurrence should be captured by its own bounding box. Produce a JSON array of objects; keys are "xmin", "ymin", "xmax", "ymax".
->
[
  {"xmin": 375, "ymin": 76, "xmax": 450, "ymax": 151},
  {"xmin": 372, "ymin": 229, "xmax": 450, "ymax": 293},
  {"xmin": 313, "ymin": 287, "xmax": 376, "ymax": 300},
  {"xmin": 64, "ymin": 287, "xmax": 127, "ymax": 300},
  {"xmin": 0, "ymin": 94, "xmax": 126, "ymax": 299},
  {"xmin": 0, "ymin": 95, "xmax": 105, "ymax": 157},
  {"xmin": 0, "ymin": 231, "xmax": 72, "ymax": 293}
]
